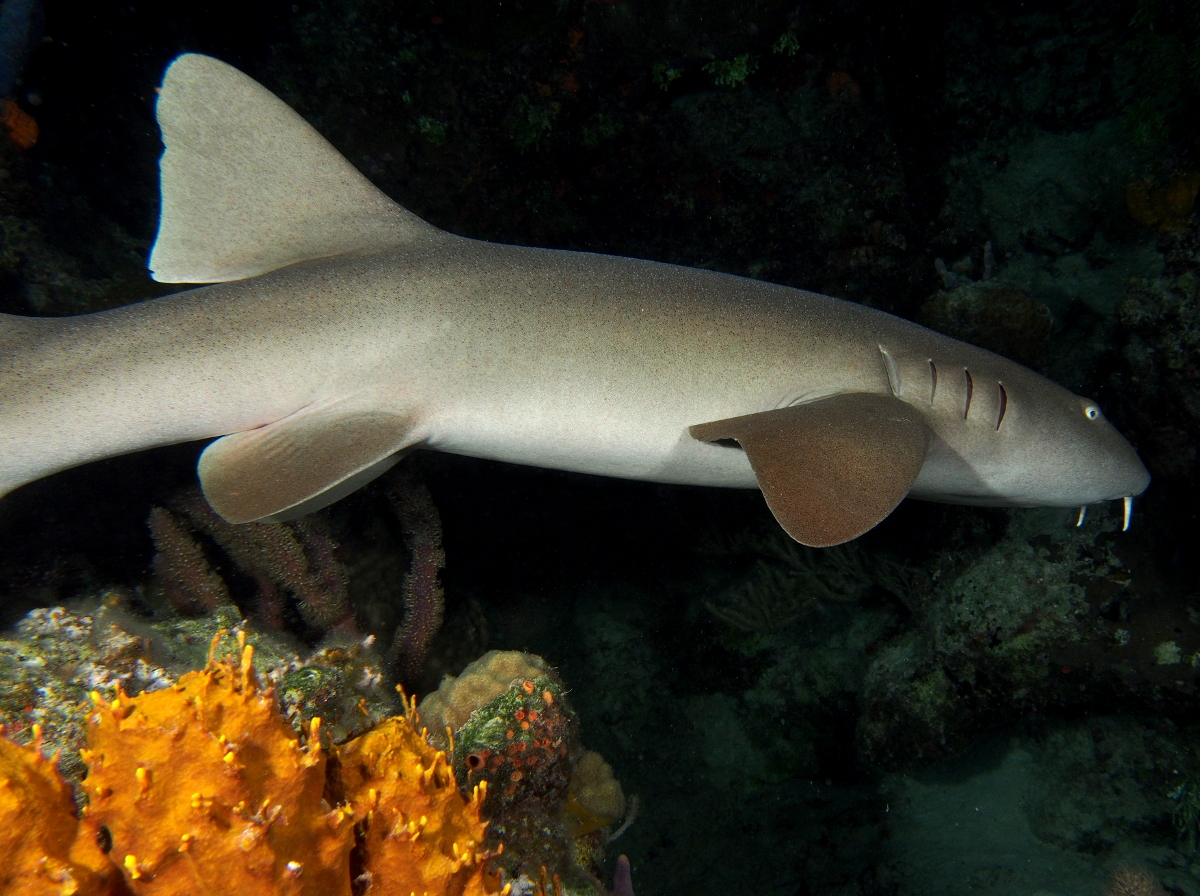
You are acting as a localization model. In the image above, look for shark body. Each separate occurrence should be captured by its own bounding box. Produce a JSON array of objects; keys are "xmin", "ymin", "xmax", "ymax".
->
[{"xmin": 0, "ymin": 55, "xmax": 1149, "ymax": 546}]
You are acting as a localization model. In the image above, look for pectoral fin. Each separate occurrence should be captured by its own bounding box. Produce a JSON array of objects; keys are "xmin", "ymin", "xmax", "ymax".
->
[
  {"xmin": 198, "ymin": 407, "xmax": 421, "ymax": 523},
  {"xmin": 690, "ymin": 393, "xmax": 931, "ymax": 547}
]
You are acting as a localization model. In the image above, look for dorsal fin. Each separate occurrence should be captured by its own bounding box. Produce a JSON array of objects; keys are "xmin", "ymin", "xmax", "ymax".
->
[{"xmin": 149, "ymin": 53, "xmax": 439, "ymax": 284}]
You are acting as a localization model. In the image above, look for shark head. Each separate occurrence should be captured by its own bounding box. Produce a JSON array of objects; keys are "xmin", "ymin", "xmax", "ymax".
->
[
  {"xmin": 991, "ymin": 388, "xmax": 1150, "ymax": 508},
  {"xmin": 911, "ymin": 369, "xmax": 1151, "ymax": 518}
]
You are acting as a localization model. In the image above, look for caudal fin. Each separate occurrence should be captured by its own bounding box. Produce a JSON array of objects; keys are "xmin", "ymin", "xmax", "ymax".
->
[{"xmin": 149, "ymin": 53, "xmax": 438, "ymax": 284}]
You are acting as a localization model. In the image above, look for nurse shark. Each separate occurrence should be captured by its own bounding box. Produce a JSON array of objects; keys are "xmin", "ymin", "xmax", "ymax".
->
[{"xmin": 0, "ymin": 55, "xmax": 1150, "ymax": 546}]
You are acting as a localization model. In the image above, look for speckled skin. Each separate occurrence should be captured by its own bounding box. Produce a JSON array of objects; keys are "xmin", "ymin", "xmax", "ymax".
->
[{"xmin": 0, "ymin": 56, "xmax": 1149, "ymax": 523}]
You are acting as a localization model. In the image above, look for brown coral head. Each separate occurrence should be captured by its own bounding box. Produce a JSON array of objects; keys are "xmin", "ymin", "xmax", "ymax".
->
[
  {"xmin": 1103, "ymin": 863, "xmax": 1166, "ymax": 896},
  {"xmin": 1126, "ymin": 173, "xmax": 1200, "ymax": 233},
  {"xmin": 827, "ymin": 70, "xmax": 861, "ymax": 103},
  {"xmin": 2, "ymin": 99, "xmax": 38, "ymax": 150}
]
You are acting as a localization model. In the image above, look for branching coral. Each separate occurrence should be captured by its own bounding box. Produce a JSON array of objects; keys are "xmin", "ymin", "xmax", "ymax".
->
[
  {"xmin": 386, "ymin": 476, "xmax": 446, "ymax": 688},
  {"xmin": 147, "ymin": 507, "xmax": 232, "ymax": 616},
  {"xmin": 151, "ymin": 475, "xmax": 453, "ymax": 693},
  {"xmin": 149, "ymin": 490, "xmax": 353, "ymax": 634},
  {"xmin": 703, "ymin": 529, "xmax": 911, "ymax": 634}
]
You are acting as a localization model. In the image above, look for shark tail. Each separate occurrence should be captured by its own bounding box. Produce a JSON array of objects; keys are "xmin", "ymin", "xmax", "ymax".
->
[{"xmin": 149, "ymin": 53, "xmax": 439, "ymax": 284}]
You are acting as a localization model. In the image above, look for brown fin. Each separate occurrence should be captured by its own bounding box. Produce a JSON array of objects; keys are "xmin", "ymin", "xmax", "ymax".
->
[
  {"xmin": 690, "ymin": 393, "xmax": 930, "ymax": 547},
  {"xmin": 198, "ymin": 407, "xmax": 420, "ymax": 523}
]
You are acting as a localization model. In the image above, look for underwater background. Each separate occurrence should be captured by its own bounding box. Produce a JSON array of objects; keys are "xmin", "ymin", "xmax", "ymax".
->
[{"xmin": 0, "ymin": 0, "xmax": 1198, "ymax": 893}]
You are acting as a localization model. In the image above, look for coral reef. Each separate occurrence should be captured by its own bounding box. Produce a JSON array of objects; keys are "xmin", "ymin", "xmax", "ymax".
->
[
  {"xmin": 0, "ymin": 635, "xmax": 506, "ymax": 896},
  {"xmin": 1021, "ymin": 717, "xmax": 1188, "ymax": 857},
  {"xmin": 419, "ymin": 651, "xmax": 626, "ymax": 896},
  {"xmin": 1103, "ymin": 226, "xmax": 1200, "ymax": 573},
  {"xmin": 337, "ymin": 712, "xmax": 497, "ymax": 896},
  {"xmin": 0, "ymin": 602, "xmax": 175, "ymax": 783},
  {"xmin": 702, "ymin": 527, "xmax": 911, "ymax": 636},
  {"xmin": 419, "ymin": 652, "xmax": 555, "ymax": 743},
  {"xmin": 1, "ymin": 99, "xmax": 38, "ymax": 150},
  {"xmin": 919, "ymin": 279, "xmax": 1054, "ymax": 368},
  {"xmin": 854, "ymin": 512, "xmax": 1196, "ymax": 769},
  {"xmin": 5, "ymin": 1, "xmax": 1198, "ymax": 892},
  {"xmin": 565, "ymin": 752, "xmax": 627, "ymax": 838},
  {"xmin": 0, "ymin": 140, "xmax": 157, "ymax": 320},
  {"xmin": 1126, "ymin": 173, "xmax": 1200, "ymax": 233},
  {"xmin": 0, "ymin": 600, "xmax": 398, "ymax": 784},
  {"xmin": 1108, "ymin": 229, "xmax": 1200, "ymax": 483},
  {"xmin": 1167, "ymin": 738, "xmax": 1200, "ymax": 853},
  {"xmin": 147, "ymin": 507, "xmax": 232, "ymax": 616},
  {"xmin": 149, "ymin": 475, "xmax": 454, "ymax": 693}
]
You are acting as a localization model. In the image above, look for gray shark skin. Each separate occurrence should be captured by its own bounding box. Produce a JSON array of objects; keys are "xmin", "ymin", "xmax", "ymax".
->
[{"xmin": 0, "ymin": 55, "xmax": 1150, "ymax": 547}]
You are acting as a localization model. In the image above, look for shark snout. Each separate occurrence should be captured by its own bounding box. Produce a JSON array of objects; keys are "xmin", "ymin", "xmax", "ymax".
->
[
  {"xmin": 1101, "ymin": 438, "xmax": 1150, "ymax": 501},
  {"xmin": 1071, "ymin": 413, "xmax": 1150, "ymax": 506}
]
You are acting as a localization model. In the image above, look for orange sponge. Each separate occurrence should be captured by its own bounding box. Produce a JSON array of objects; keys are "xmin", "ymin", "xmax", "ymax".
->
[
  {"xmin": 337, "ymin": 704, "xmax": 503, "ymax": 895},
  {"xmin": 1, "ymin": 636, "xmax": 513, "ymax": 896},
  {"xmin": 80, "ymin": 636, "xmax": 354, "ymax": 896},
  {"xmin": 0, "ymin": 729, "xmax": 125, "ymax": 895}
]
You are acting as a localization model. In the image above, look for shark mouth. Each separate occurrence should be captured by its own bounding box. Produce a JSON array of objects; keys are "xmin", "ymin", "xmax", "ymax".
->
[{"xmin": 1075, "ymin": 496, "xmax": 1135, "ymax": 531}]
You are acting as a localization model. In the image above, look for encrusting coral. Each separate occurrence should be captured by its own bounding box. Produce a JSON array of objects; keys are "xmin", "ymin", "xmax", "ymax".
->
[
  {"xmin": 565, "ymin": 752, "xmax": 626, "ymax": 838},
  {"xmin": 419, "ymin": 651, "xmax": 555, "ymax": 740},
  {"xmin": 0, "ymin": 634, "xmax": 509, "ymax": 896},
  {"xmin": 1126, "ymin": 173, "xmax": 1200, "ymax": 233},
  {"xmin": 1103, "ymin": 863, "xmax": 1166, "ymax": 896},
  {"xmin": 0, "ymin": 601, "xmax": 399, "ymax": 783},
  {"xmin": 419, "ymin": 651, "xmax": 630, "ymax": 895}
]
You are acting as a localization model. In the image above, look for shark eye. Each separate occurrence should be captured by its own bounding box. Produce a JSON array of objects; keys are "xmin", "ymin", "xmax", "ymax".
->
[{"xmin": 1085, "ymin": 406, "xmax": 1100, "ymax": 420}]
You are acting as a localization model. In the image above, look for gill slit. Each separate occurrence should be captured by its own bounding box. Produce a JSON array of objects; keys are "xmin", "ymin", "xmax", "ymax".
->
[
  {"xmin": 996, "ymin": 383, "xmax": 1008, "ymax": 431},
  {"xmin": 879, "ymin": 346, "xmax": 899, "ymax": 397},
  {"xmin": 928, "ymin": 359, "xmax": 938, "ymax": 404},
  {"xmin": 963, "ymin": 368, "xmax": 973, "ymax": 420}
]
